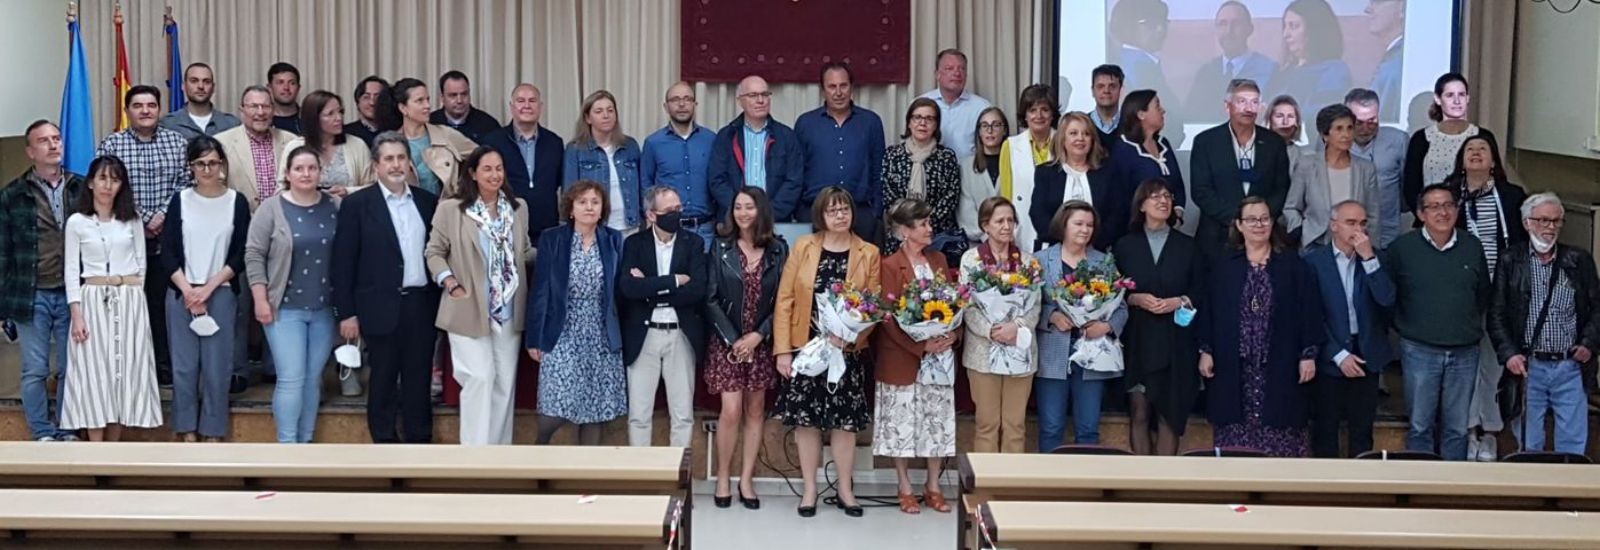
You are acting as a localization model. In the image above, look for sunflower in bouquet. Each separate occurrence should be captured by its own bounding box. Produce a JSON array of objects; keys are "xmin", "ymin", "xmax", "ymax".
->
[
  {"xmin": 1045, "ymin": 254, "xmax": 1136, "ymax": 311},
  {"xmin": 887, "ymin": 272, "xmax": 971, "ymax": 327},
  {"xmin": 965, "ymin": 257, "xmax": 1044, "ymax": 295}
]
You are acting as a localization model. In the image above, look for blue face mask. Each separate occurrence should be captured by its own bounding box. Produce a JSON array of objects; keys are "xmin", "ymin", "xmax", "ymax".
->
[{"xmin": 1173, "ymin": 304, "xmax": 1197, "ymax": 327}]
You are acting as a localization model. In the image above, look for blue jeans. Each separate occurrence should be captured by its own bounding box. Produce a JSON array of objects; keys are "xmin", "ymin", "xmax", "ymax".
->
[
  {"xmin": 263, "ymin": 307, "xmax": 336, "ymax": 443},
  {"xmin": 1401, "ymin": 339, "xmax": 1479, "ymax": 460},
  {"xmin": 17, "ymin": 290, "xmax": 70, "ymax": 439},
  {"xmin": 1034, "ymin": 369, "xmax": 1106, "ymax": 452},
  {"xmin": 689, "ymin": 221, "xmax": 715, "ymax": 252},
  {"xmin": 1514, "ymin": 358, "xmax": 1588, "ymax": 454}
]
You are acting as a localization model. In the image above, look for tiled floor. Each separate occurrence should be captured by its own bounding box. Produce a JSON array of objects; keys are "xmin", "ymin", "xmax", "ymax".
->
[{"xmin": 690, "ymin": 482, "xmax": 957, "ymax": 550}]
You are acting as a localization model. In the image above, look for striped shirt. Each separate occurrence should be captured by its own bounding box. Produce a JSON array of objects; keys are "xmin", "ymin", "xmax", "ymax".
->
[
  {"xmin": 1462, "ymin": 189, "xmax": 1502, "ymax": 278},
  {"xmin": 96, "ymin": 128, "xmax": 190, "ymax": 224},
  {"xmin": 1526, "ymin": 250, "xmax": 1578, "ymax": 354}
]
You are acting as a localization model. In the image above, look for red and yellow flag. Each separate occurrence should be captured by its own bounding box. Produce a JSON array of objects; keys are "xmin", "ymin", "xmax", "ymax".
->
[{"xmin": 112, "ymin": 5, "xmax": 132, "ymax": 131}]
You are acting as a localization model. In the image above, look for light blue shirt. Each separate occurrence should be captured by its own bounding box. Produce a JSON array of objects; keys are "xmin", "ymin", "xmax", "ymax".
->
[
  {"xmin": 513, "ymin": 129, "xmax": 538, "ymax": 185},
  {"xmin": 741, "ymin": 122, "xmax": 769, "ymax": 190},
  {"xmin": 1350, "ymin": 126, "xmax": 1408, "ymax": 248},
  {"xmin": 407, "ymin": 134, "xmax": 441, "ymax": 195},
  {"xmin": 380, "ymin": 183, "xmax": 429, "ymax": 288},
  {"xmin": 922, "ymin": 88, "xmax": 992, "ymax": 158},
  {"xmin": 1090, "ymin": 110, "xmax": 1120, "ymax": 135}
]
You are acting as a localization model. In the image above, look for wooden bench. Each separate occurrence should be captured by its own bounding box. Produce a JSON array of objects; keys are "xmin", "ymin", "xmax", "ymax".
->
[
  {"xmin": 0, "ymin": 442, "xmax": 689, "ymax": 495},
  {"xmin": 976, "ymin": 500, "xmax": 1600, "ymax": 549},
  {"xmin": 0, "ymin": 488, "xmax": 683, "ymax": 548}
]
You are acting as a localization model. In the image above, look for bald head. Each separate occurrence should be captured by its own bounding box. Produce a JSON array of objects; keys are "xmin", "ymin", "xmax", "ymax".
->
[
  {"xmin": 736, "ymin": 75, "xmax": 772, "ymax": 124},
  {"xmin": 509, "ymin": 83, "xmax": 544, "ymax": 130},
  {"xmin": 664, "ymin": 81, "xmax": 697, "ymax": 126}
]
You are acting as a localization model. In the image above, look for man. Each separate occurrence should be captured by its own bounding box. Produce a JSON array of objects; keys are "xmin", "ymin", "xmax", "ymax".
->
[
  {"xmin": 345, "ymin": 76, "xmax": 390, "ymax": 147},
  {"xmin": 0, "ymin": 120, "xmax": 86, "ymax": 441},
  {"xmin": 215, "ymin": 85, "xmax": 297, "ymax": 390},
  {"xmin": 1089, "ymin": 64, "xmax": 1124, "ymax": 147},
  {"xmin": 1367, "ymin": 0, "xmax": 1407, "ymax": 121},
  {"xmin": 1346, "ymin": 88, "xmax": 1409, "ymax": 247},
  {"xmin": 1187, "ymin": 2, "xmax": 1278, "ymax": 124},
  {"xmin": 795, "ymin": 63, "xmax": 885, "ymax": 240},
  {"xmin": 267, "ymin": 62, "xmax": 302, "ymax": 134},
  {"xmin": 1189, "ymin": 79, "xmax": 1291, "ymax": 259},
  {"xmin": 1489, "ymin": 193, "xmax": 1600, "ymax": 456},
  {"xmin": 1389, "ymin": 184, "xmax": 1490, "ymax": 460},
  {"xmin": 921, "ymin": 49, "xmax": 992, "ymax": 158},
  {"xmin": 708, "ymin": 75, "xmax": 804, "ymax": 222},
  {"xmin": 479, "ymin": 83, "xmax": 565, "ymax": 241},
  {"xmin": 1304, "ymin": 201, "xmax": 1395, "ymax": 458},
  {"xmin": 332, "ymin": 131, "xmax": 441, "ymax": 444},
  {"xmin": 618, "ymin": 186, "xmax": 709, "ymax": 448},
  {"xmin": 1110, "ymin": 0, "xmax": 1183, "ymax": 146},
  {"xmin": 159, "ymin": 63, "xmax": 241, "ymax": 140},
  {"xmin": 428, "ymin": 70, "xmax": 501, "ymax": 142},
  {"xmin": 640, "ymin": 81, "xmax": 717, "ymax": 248},
  {"xmin": 96, "ymin": 85, "xmax": 189, "ymax": 388}
]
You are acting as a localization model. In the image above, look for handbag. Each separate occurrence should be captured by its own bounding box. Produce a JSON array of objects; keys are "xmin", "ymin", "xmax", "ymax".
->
[{"xmin": 1497, "ymin": 261, "xmax": 1561, "ymax": 423}]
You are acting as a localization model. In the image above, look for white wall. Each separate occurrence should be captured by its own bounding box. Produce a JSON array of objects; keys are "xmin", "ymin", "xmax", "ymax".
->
[
  {"xmin": 1512, "ymin": 1, "xmax": 1600, "ymax": 159},
  {"xmin": 0, "ymin": 0, "xmax": 70, "ymax": 137}
]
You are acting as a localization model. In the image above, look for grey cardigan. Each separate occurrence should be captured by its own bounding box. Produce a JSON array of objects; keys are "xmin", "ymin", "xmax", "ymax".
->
[
  {"xmin": 245, "ymin": 191, "xmax": 340, "ymax": 308},
  {"xmin": 1285, "ymin": 146, "xmax": 1382, "ymax": 249}
]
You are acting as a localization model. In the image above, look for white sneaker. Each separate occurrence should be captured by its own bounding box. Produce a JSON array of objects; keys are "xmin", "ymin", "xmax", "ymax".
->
[
  {"xmin": 1466, "ymin": 433, "xmax": 1482, "ymax": 461},
  {"xmin": 1478, "ymin": 433, "xmax": 1498, "ymax": 462}
]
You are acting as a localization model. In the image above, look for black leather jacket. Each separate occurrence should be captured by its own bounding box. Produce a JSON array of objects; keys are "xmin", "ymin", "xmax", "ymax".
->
[
  {"xmin": 1488, "ymin": 243, "xmax": 1600, "ymax": 363},
  {"xmin": 705, "ymin": 236, "xmax": 789, "ymax": 345}
]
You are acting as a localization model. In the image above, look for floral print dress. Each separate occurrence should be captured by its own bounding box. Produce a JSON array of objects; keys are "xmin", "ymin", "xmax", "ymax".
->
[
  {"xmin": 1212, "ymin": 264, "xmax": 1310, "ymax": 457},
  {"xmin": 773, "ymin": 250, "xmax": 870, "ymax": 431},
  {"xmin": 536, "ymin": 236, "xmax": 627, "ymax": 424}
]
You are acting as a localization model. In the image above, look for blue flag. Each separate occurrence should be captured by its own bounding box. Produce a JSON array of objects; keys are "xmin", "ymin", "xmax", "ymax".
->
[
  {"xmin": 166, "ymin": 18, "xmax": 184, "ymax": 113},
  {"xmin": 60, "ymin": 20, "xmax": 95, "ymax": 176}
]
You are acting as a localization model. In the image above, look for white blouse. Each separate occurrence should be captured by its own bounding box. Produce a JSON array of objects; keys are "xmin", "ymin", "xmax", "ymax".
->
[
  {"xmin": 180, "ymin": 188, "xmax": 238, "ymax": 285},
  {"xmin": 64, "ymin": 214, "xmax": 146, "ymax": 304}
]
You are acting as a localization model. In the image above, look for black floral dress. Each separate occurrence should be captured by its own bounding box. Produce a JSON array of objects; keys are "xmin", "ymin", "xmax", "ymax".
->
[
  {"xmin": 881, "ymin": 144, "xmax": 966, "ymax": 259},
  {"xmin": 773, "ymin": 250, "xmax": 871, "ymax": 432}
]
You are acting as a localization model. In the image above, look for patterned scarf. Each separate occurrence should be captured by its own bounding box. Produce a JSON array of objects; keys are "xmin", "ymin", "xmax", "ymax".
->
[
  {"xmin": 467, "ymin": 193, "xmax": 519, "ymax": 325},
  {"xmin": 904, "ymin": 139, "xmax": 936, "ymax": 200},
  {"xmin": 977, "ymin": 240, "xmax": 1021, "ymax": 272}
]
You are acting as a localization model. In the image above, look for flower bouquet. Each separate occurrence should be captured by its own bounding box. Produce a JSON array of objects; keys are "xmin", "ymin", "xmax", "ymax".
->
[
  {"xmin": 1045, "ymin": 254, "xmax": 1136, "ymax": 374},
  {"xmin": 887, "ymin": 272, "xmax": 972, "ymax": 386},
  {"xmin": 792, "ymin": 281, "xmax": 887, "ymax": 388},
  {"xmin": 965, "ymin": 258, "xmax": 1043, "ymax": 375}
]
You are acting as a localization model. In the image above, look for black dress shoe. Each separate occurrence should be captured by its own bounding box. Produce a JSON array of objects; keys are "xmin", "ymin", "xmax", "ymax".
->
[
  {"xmin": 228, "ymin": 374, "xmax": 248, "ymax": 394},
  {"xmin": 738, "ymin": 489, "xmax": 760, "ymax": 510},
  {"xmin": 713, "ymin": 495, "xmax": 732, "ymax": 509},
  {"xmin": 157, "ymin": 365, "xmax": 173, "ymax": 387},
  {"xmin": 797, "ymin": 504, "xmax": 816, "ymax": 517},
  {"xmin": 837, "ymin": 499, "xmax": 864, "ymax": 517}
]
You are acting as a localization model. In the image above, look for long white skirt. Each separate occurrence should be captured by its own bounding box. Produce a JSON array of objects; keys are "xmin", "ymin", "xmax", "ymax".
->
[{"xmin": 61, "ymin": 284, "xmax": 164, "ymax": 430}]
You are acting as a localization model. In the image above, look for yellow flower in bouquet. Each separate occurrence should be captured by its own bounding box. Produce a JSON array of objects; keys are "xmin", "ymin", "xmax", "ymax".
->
[{"xmin": 923, "ymin": 300, "xmax": 956, "ymax": 324}]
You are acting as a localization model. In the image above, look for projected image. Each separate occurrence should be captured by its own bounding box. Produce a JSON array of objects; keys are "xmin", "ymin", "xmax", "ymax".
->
[{"xmin": 1059, "ymin": 0, "xmax": 1452, "ymax": 147}]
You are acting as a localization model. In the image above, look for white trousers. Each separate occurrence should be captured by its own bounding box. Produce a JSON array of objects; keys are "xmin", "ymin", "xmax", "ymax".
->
[
  {"xmin": 628, "ymin": 328, "xmax": 696, "ymax": 447},
  {"xmin": 448, "ymin": 322, "xmax": 519, "ymax": 445}
]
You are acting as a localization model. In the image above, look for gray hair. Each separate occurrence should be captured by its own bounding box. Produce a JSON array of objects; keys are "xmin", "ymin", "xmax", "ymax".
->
[
  {"xmin": 1344, "ymin": 88, "xmax": 1380, "ymax": 107},
  {"xmin": 1521, "ymin": 192, "xmax": 1564, "ymax": 220},
  {"xmin": 240, "ymin": 85, "xmax": 271, "ymax": 103},
  {"xmin": 1331, "ymin": 199, "xmax": 1367, "ymax": 218},
  {"xmin": 371, "ymin": 131, "xmax": 410, "ymax": 160},
  {"xmin": 1226, "ymin": 78, "xmax": 1260, "ymax": 99},
  {"xmin": 643, "ymin": 185, "xmax": 680, "ymax": 213}
]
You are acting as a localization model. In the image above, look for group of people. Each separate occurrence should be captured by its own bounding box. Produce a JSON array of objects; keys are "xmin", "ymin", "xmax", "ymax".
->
[{"xmin": 0, "ymin": 39, "xmax": 1594, "ymax": 522}]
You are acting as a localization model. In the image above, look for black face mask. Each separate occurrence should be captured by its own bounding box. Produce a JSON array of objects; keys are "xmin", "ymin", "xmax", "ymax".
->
[{"xmin": 656, "ymin": 211, "xmax": 683, "ymax": 233}]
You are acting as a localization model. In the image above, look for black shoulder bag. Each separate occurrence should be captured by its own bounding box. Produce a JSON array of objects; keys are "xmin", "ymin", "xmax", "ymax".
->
[{"xmin": 1498, "ymin": 261, "xmax": 1561, "ymax": 422}]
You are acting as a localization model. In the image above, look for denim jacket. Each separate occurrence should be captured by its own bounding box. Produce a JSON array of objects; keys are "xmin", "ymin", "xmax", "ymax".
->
[{"xmin": 563, "ymin": 137, "xmax": 643, "ymax": 229}]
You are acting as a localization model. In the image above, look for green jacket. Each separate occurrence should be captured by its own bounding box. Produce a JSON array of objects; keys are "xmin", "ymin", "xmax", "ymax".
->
[{"xmin": 0, "ymin": 168, "xmax": 86, "ymax": 321}]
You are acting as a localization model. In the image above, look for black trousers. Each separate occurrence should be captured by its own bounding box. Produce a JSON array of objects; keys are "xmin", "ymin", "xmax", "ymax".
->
[
  {"xmin": 364, "ymin": 292, "xmax": 438, "ymax": 444},
  {"xmin": 1312, "ymin": 339, "xmax": 1380, "ymax": 458},
  {"xmin": 144, "ymin": 238, "xmax": 169, "ymax": 369}
]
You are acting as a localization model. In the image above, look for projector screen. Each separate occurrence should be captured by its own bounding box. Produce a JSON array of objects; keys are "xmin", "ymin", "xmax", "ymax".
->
[{"xmin": 1056, "ymin": 0, "xmax": 1458, "ymax": 149}]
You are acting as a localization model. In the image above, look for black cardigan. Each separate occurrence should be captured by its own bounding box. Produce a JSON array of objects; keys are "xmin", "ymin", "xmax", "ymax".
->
[
  {"xmin": 159, "ymin": 189, "xmax": 251, "ymax": 294},
  {"xmin": 1401, "ymin": 126, "xmax": 1499, "ymax": 214}
]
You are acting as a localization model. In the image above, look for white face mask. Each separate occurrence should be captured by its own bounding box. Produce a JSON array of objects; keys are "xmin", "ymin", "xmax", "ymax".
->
[
  {"xmin": 188, "ymin": 314, "xmax": 221, "ymax": 337},
  {"xmin": 1531, "ymin": 234, "xmax": 1557, "ymax": 254}
]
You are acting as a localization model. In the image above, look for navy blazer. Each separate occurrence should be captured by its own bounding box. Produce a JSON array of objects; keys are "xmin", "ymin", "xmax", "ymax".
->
[
  {"xmin": 708, "ymin": 114, "xmax": 805, "ymax": 222},
  {"xmin": 330, "ymin": 184, "xmax": 440, "ymax": 337},
  {"xmin": 524, "ymin": 224, "xmax": 624, "ymax": 354},
  {"xmin": 617, "ymin": 229, "xmax": 710, "ymax": 366},
  {"xmin": 1303, "ymin": 245, "xmax": 1396, "ymax": 377},
  {"xmin": 1189, "ymin": 123, "xmax": 1292, "ymax": 258},
  {"xmin": 478, "ymin": 124, "xmax": 567, "ymax": 240},
  {"xmin": 1028, "ymin": 165, "xmax": 1115, "ymax": 250},
  {"xmin": 1196, "ymin": 250, "xmax": 1324, "ymax": 428}
]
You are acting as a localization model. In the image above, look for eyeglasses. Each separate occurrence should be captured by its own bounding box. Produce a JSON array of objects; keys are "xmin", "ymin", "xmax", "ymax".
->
[
  {"xmin": 1146, "ymin": 191, "xmax": 1174, "ymax": 202},
  {"xmin": 1527, "ymin": 216, "xmax": 1564, "ymax": 228},
  {"xmin": 666, "ymin": 96, "xmax": 696, "ymax": 105},
  {"xmin": 1421, "ymin": 202, "xmax": 1458, "ymax": 213},
  {"xmin": 825, "ymin": 206, "xmax": 852, "ymax": 217},
  {"xmin": 739, "ymin": 91, "xmax": 773, "ymax": 100},
  {"xmin": 979, "ymin": 122, "xmax": 1006, "ymax": 132},
  {"xmin": 1239, "ymin": 216, "xmax": 1272, "ymax": 227},
  {"xmin": 190, "ymin": 160, "xmax": 225, "ymax": 171},
  {"xmin": 910, "ymin": 114, "xmax": 937, "ymax": 124}
]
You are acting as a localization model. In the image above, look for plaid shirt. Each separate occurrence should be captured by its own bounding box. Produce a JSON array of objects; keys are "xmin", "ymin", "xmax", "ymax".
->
[
  {"xmin": 249, "ymin": 131, "xmax": 278, "ymax": 203},
  {"xmin": 1527, "ymin": 250, "xmax": 1579, "ymax": 353},
  {"xmin": 96, "ymin": 127, "xmax": 190, "ymax": 224},
  {"xmin": 0, "ymin": 169, "xmax": 85, "ymax": 321}
]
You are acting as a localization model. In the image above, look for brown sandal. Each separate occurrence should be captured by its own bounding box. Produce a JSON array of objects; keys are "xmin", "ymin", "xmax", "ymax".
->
[
  {"xmin": 897, "ymin": 493, "xmax": 921, "ymax": 514},
  {"xmin": 924, "ymin": 491, "xmax": 951, "ymax": 513}
]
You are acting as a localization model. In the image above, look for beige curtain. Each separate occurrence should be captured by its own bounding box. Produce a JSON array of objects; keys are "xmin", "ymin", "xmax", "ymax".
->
[{"xmin": 75, "ymin": 0, "xmax": 1034, "ymax": 146}]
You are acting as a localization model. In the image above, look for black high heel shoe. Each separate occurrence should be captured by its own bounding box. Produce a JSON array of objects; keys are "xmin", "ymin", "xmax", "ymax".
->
[
  {"xmin": 836, "ymin": 499, "xmax": 864, "ymax": 517},
  {"xmin": 713, "ymin": 494, "xmax": 732, "ymax": 509},
  {"xmin": 797, "ymin": 496, "xmax": 817, "ymax": 517},
  {"xmin": 738, "ymin": 486, "xmax": 761, "ymax": 510}
]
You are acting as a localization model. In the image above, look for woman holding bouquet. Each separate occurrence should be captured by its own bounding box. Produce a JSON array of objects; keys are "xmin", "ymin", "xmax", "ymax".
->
[
  {"xmin": 1196, "ymin": 196, "xmax": 1323, "ymax": 457},
  {"xmin": 959, "ymin": 196, "xmax": 1041, "ymax": 454},
  {"xmin": 1035, "ymin": 201, "xmax": 1126, "ymax": 451},
  {"xmin": 875, "ymin": 198, "xmax": 959, "ymax": 515},
  {"xmin": 1115, "ymin": 178, "xmax": 1205, "ymax": 456},
  {"xmin": 774, "ymin": 186, "xmax": 881, "ymax": 518}
]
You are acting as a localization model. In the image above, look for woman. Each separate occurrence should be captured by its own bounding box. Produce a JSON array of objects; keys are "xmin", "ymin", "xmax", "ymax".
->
[
  {"xmin": 1447, "ymin": 134, "xmax": 1527, "ymax": 461},
  {"xmin": 999, "ymin": 84, "xmax": 1059, "ymax": 252},
  {"xmin": 874, "ymin": 198, "xmax": 959, "ymax": 515},
  {"xmin": 1115, "ymin": 179, "xmax": 1205, "ymax": 455},
  {"xmin": 882, "ymin": 97, "xmax": 962, "ymax": 258},
  {"xmin": 1286, "ymin": 104, "xmax": 1383, "ymax": 249},
  {"xmin": 1196, "ymin": 197, "xmax": 1323, "ymax": 458},
  {"xmin": 1031, "ymin": 112, "xmax": 1115, "ymax": 249},
  {"xmin": 960, "ymin": 197, "xmax": 1041, "ymax": 454},
  {"xmin": 958, "ymin": 107, "xmax": 1009, "ymax": 244},
  {"xmin": 1035, "ymin": 201, "xmax": 1125, "ymax": 451},
  {"xmin": 1103, "ymin": 90, "xmax": 1186, "ymax": 238},
  {"xmin": 390, "ymin": 78, "xmax": 477, "ymax": 196},
  {"xmin": 61, "ymin": 156, "xmax": 164, "ymax": 441},
  {"xmin": 705, "ymin": 186, "xmax": 788, "ymax": 510},
  {"xmin": 1271, "ymin": 0, "xmax": 1352, "ymax": 114},
  {"xmin": 563, "ymin": 90, "xmax": 642, "ymax": 234},
  {"xmin": 162, "ymin": 135, "xmax": 252, "ymax": 442},
  {"xmin": 283, "ymin": 90, "xmax": 373, "ymax": 196},
  {"xmin": 428, "ymin": 147, "xmax": 534, "ymax": 446},
  {"xmin": 245, "ymin": 146, "xmax": 339, "ymax": 443},
  {"xmin": 1403, "ymin": 73, "xmax": 1500, "ymax": 215},
  {"xmin": 774, "ymin": 187, "xmax": 880, "ymax": 518},
  {"xmin": 524, "ymin": 180, "xmax": 627, "ymax": 445},
  {"xmin": 1270, "ymin": 95, "xmax": 1305, "ymax": 174}
]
